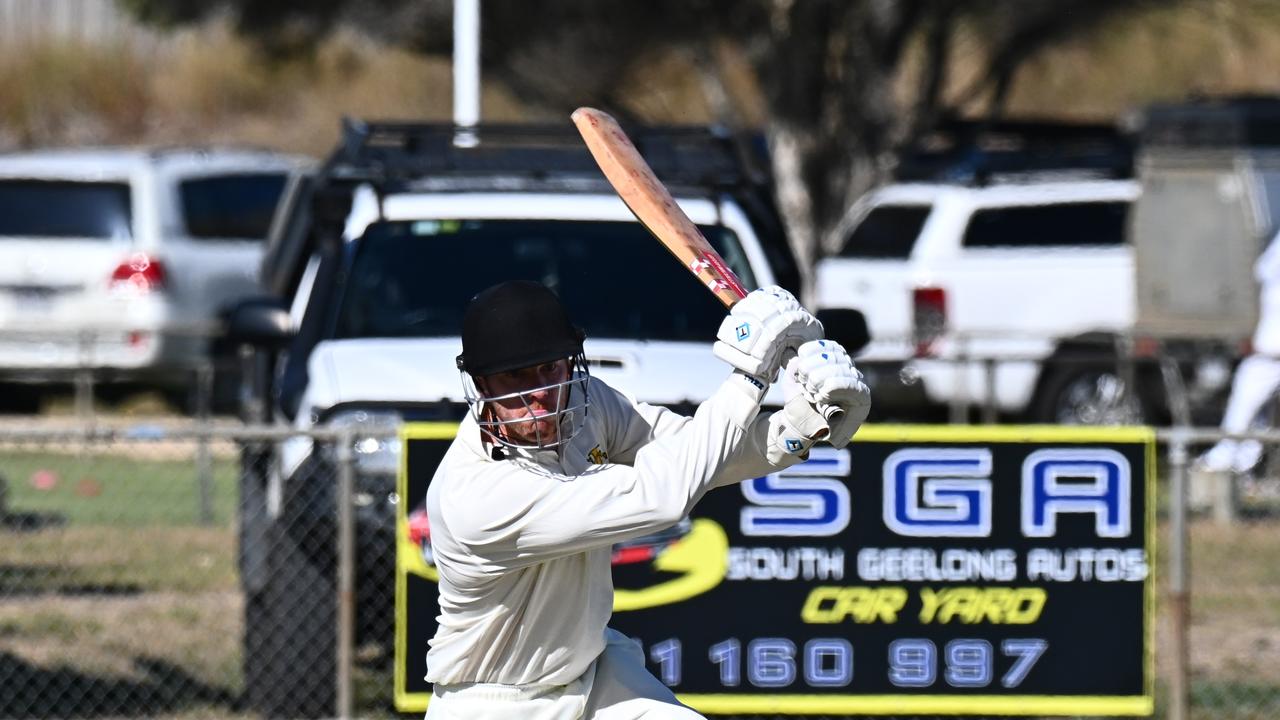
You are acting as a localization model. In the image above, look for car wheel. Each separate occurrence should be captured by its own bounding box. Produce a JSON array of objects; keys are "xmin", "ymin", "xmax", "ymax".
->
[{"xmin": 1034, "ymin": 363, "xmax": 1144, "ymax": 425}]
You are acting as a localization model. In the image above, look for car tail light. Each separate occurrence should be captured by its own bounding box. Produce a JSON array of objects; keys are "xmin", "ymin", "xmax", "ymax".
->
[
  {"xmin": 1131, "ymin": 335, "xmax": 1160, "ymax": 358},
  {"xmin": 110, "ymin": 253, "xmax": 167, "ymax": 293},
  {"xmin": 912, "ymin": 286, "xmax": 947, "ymax": 357}
]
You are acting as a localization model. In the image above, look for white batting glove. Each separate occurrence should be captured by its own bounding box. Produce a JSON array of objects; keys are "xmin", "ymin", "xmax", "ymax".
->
[
  {"xmin": 764, "ymin": 356, "xmax": 831, "ymax": 465},
  {"xmin": 792, "ymin": 339, "xmax": 871, "ymax": 449},
  {"xmin": 713, "ymin": 286, "xmax": 823, "ymax": 383}
]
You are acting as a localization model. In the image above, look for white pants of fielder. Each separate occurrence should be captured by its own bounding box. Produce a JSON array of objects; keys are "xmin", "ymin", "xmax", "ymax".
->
[
  {"xmin": 424, "ymin": 629, "xmax": 704, "ymax": 720},
  {"xmin": 1198, "ymin": 354, "xmax": 1280, "ymax": 474}
]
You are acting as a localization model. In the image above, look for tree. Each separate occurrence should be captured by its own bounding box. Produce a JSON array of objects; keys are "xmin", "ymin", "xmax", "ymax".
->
[{"xmin": 124, "ymin": 0, "xmax": 1162, "ymax": 293}]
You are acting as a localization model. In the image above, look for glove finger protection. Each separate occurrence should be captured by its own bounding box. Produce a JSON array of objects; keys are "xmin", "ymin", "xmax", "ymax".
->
[
  {"xmin": 792, "ymin": 339, "xmax": 872, "ymax": 449},
  {"xmin": 713, "ymin": 285, "xmax": 823, "ymax": 382},
  {"xmin": 766, "ymin": 358, "xmax": 831, "ymax": 465}
]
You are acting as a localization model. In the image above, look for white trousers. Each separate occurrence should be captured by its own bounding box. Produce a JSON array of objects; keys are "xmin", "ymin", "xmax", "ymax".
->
[
  {"xmin": 1198, "ymin": 354, "xmax": 1280, "ymax": 473},
  {"xmin": 425, "ymin": 628, "xmax": 704, "ymax": 720}
]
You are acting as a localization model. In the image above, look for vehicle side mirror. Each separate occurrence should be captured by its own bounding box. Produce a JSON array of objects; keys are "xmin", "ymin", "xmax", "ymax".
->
[
  {"xmin": 226, "ymin": 297, "xmax": 294, "ymax": 350},
  {"xmin": 816, "ymin": 308, "xmax": 871, "ymax": 356}
]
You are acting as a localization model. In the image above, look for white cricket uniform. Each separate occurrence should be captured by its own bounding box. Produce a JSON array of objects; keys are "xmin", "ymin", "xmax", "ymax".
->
[
  {"xmin": 423, "ymin": 372, "xmax": 795, "ymax": 719},
  {"xmin": 1201, "ymin": 232, "xmax": 1280, "ymax": 473}
]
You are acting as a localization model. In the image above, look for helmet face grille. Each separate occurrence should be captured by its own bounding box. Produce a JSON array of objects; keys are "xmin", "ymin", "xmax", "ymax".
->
[
  {"xmin": 461, "ymin": 354, "xmax": 592, "ymax": 451},
  {"xmin": 458, "ymin": 281, "xmax": 584, "ymax": 376}
]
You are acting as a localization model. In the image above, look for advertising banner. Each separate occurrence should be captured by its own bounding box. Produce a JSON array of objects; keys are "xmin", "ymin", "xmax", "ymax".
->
[{"xmin": 396, "ymin": 424, "xmax": 1155, "ymax": 716}]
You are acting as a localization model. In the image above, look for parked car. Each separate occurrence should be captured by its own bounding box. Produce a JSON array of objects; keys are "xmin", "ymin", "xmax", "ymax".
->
[
  {"xmin": 228, "ymin": 119, "xmax": 867, "ymax": 718},
  {"xmin": 0, "ymin": 147, "xmax": 313, "ymax": 409},
  {"xmin": 817, "ymin": 167, "xmax": 1151, "ymax": 423}
]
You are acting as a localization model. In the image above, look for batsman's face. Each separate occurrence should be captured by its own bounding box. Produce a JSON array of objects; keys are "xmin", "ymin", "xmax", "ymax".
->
[{"xmin": 478, "ymin": 358, "xmax": 572, "ymax": 445}]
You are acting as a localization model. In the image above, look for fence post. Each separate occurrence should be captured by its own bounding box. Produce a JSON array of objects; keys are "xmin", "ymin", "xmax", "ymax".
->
[
  {"xmin": 335, "ymin": 429, "xmax": 356, "ymax": 720},
  {"xmin": 950, "ymin": 334, "xmax": 970, "ymax": 424},
  {"xmin": 195, "ymin": 362, "xmax": 214, "ymax": 525},
  {"xmin": 982, "ymin": 357, "xmax": 998, "ymax": 424},
  {"xmin": 1167, "ymin": 430, "xmax": 1191, "ymax": 720},
  {"xmin": 75, "ymin": 329, "xmax": 95, "ymax": 419}
]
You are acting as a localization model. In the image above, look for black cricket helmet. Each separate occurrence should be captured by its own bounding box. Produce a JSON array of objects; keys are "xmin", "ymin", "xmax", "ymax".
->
[{"xmin": 456, "ymin": 280, "xmax": 591, "ymax": 450}]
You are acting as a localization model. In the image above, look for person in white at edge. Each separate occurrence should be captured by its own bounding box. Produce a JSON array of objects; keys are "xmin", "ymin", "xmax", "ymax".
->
[
  {"xmin": 1198, "ymin": 230, "xmax": 1280, "ymax": 474},
  {"xmin": 422, "ymin": 280, "xmax": 870, "ymax": 720}
]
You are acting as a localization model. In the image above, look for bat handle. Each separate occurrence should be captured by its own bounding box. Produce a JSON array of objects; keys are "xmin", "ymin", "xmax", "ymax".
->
[{"xmin": 815, "ymin": 403, "xmax": 844, "ymax": 442}]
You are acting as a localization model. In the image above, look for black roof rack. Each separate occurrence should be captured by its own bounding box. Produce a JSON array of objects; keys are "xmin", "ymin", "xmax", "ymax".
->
[
  {"xmin": 318, "ymin": 118, "xmax": 768, "ymax": 193},
  {"xmin": 1138, "ymin": 95, "xmax": 1280, "ymax": 148},
  {"xmin": 894, "ymin": 117, "xmax": 1134, "ymax": 184}
]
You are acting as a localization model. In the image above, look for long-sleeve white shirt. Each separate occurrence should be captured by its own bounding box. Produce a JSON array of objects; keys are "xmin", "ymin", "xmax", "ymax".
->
[
  {"xmin": 424, "ymin": 372, "xmax": 791, "ymax": 687},
  {"xmin": 1254, "ymin": 231, "xmax": 1280, "ymax": 356}
]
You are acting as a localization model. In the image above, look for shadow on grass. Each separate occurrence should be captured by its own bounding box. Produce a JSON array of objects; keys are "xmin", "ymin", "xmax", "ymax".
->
[
  {"xmin": 0, "ymin": 510, "xmax": 66, "ymax": 532},
  {"xmin": 0, "ymin": 565, "xmax": 141, "ymax": 597},
  {"xmin": 0, "ymin": 652, "xmax": 236, "ymax": 718}
]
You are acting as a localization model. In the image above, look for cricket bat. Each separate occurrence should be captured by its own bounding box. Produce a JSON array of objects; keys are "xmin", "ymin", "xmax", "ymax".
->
[
  {"xmin": 570, "ymin": 107, "xmax": 750, "ymax": 307},
  {"xmin": 571, "ymin": 106, "xmax": 840, "ymax": 425}
]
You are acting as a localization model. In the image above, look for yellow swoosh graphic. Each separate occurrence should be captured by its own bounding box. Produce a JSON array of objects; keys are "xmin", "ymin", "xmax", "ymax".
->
[
  {"xmin": 399, "ymin": 530, "xmax": 439, "ymax": 583},
  {"xmin": 614, "ymin": 518, "xmax": 729, "ymax": 612}
]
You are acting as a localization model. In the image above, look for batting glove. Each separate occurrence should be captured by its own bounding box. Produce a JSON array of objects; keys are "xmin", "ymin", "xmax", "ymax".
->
[
  {"xmin": 763, "ymin": 355, "xmax": 833, "ymax": 465},
  {"xmin": 791, "ymin": 339, "xmax": 871, "ymax": 449},
  {"xmin": 713, "ymin": 286, "xmax": 823, "ymax": 383}
]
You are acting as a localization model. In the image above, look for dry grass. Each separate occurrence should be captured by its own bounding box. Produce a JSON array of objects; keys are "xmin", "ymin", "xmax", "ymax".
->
[{"xmin": 0, "ymin": 24, "xmax": 538, "ymax": 157}]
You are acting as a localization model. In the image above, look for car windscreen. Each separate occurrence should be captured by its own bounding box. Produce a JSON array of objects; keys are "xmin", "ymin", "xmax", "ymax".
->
[
  {"xmin": 180, "ymin": 173, "xmax": 288, "ymax": 241},
  {"xmin": 837, "ymin": 204, "xmax": 930, "ymax": 258},
  {"xmin": 0, "ymin": 180, "xmax": 132, "ymax": 240},
  {"xmin": 333, "ymin": 219, "xmax": 757, "ymax": 342}
]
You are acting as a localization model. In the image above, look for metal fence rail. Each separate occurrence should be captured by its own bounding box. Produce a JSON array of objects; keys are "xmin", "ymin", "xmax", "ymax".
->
[{"xmin": 0, "ymin": 420, "xmax": 1276, "ymax": 719}]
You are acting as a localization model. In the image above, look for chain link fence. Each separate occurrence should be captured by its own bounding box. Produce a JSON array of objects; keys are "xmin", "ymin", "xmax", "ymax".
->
[{"xmin": 0, "ymin": 419, "xmax": 1276, "ymax": 719}]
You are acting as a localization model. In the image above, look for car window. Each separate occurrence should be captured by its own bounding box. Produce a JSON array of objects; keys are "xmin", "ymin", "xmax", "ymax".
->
[
  {"xmin": 962, "ymin": 201, "xmax": 1130, "ymax": 248},
  {"xmin": 180, "ymin": 173, "xmax": 288, "ymax": 241},
  {"xmin": 333, "ymin": 219, "xmax": 756, "ymax": 341},
  {"xmin": 0, "ymin": 180, "xmax": 132, "ymax": 240},
  {"xmin": 837, "ymin": 204, "xmax": 931, "ymax": 258}
]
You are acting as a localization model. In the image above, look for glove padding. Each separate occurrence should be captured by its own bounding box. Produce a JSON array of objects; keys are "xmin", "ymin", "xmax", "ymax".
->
[
  {"xmin": 791, "ymin": 339, "xmax": 871, "ymax": 449},
  {"xmin": 713, "ymin": 285, "xmax": 823, "ymax": 382},
  {"xmin": 765, "ymin": 393, "xmax": 829, "ymax": 466}
]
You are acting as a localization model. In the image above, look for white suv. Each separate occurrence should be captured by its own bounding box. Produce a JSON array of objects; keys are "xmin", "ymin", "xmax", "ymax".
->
[
  {"xmin": 0, "ymin": 147, "xmax": 312, "ymax": 402},
  {"xmin": 815, "ymin": 177, "xmax": 1143, "ymax": 423}
]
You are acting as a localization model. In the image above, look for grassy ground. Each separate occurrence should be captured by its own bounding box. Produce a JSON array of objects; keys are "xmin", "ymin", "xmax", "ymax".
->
[{"xmin": 0, "ymin": 445, "xmax": 1278, "ymax": 718}]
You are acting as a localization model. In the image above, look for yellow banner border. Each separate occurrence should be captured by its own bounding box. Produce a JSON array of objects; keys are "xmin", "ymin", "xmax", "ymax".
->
[
  {"xmin": 395, "ymin": 422, "xmax": 462, "ymax": 713},
  {"xmin": 396, "ymin": 693, "xmax": 1153, "ymax": 716}
]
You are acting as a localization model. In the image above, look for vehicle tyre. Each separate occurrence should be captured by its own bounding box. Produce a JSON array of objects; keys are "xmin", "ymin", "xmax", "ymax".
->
[{"xmin": 1033, "ymin": 361, "xmax": 1145, "ymax": 425}]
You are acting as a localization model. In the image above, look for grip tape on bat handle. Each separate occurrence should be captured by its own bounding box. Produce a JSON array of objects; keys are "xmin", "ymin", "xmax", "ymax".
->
[{"xmin": 811, "ymin": 403, "xmax": 843, "ymax": 442}]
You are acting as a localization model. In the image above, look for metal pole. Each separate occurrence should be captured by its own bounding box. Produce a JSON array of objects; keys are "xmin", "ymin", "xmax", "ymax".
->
[
  {"xmin": 75, "ymin": 330, "xmax": 95, "ymax": 419},
  {"xmin": 336, "ymin": 429, "xmax": 356, "ymax": 720},
  {"xmin": 950, "ymin": 335, "xmax": 969, "ymax": 424},
  {"xmin": 982, "ymin": 357, "xmax": 998, "ymax": 424},
  {"xmin": 195, "ymin": 362, "xmax": 214, "ymax": 525},
  {"xmin": 1167, "ymin": 431, "xmax": 1191, "ymax": 720},
  {"xmin": 452, "ymin": 0, "xmax": 481, "ymax": 147}
]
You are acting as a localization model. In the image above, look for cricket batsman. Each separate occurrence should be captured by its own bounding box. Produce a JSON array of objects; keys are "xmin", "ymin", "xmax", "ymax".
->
[{"xmin": 423, "ymin": 279, "xmax": 870, "ymax": 719}]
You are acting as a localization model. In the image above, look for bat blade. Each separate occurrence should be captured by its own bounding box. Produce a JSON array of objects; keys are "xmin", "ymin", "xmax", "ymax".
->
[
  {"xmin": 571, "ymin": 107, "xmax": 748, "ymax": 308},
  {"xmin": 572, "ymin": 107, "xmax": 843, "ymax": 429}
]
